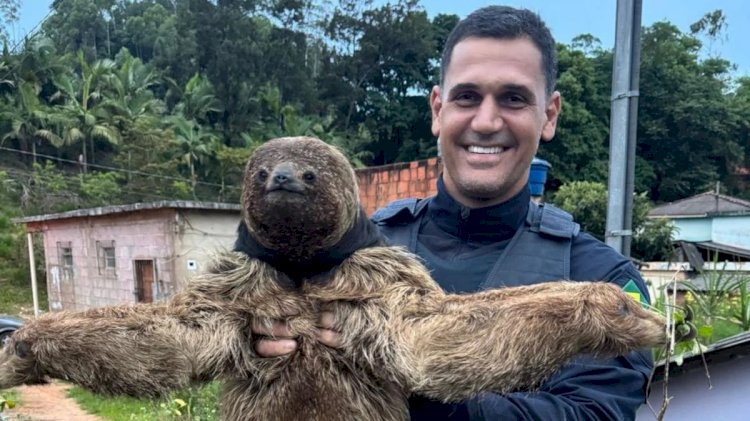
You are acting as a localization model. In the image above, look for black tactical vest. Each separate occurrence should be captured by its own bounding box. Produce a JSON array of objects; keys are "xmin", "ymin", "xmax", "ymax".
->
[{"xmin": 371, "ymin": 197, "xmax": 580, "ymax": 285}]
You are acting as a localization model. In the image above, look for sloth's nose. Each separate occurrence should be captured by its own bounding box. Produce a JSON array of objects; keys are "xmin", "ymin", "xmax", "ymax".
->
[
  {"xmin": 272, "ymin": 166, "xmax": 294, "ymax": 185},
  {"xmin": 274, "ymin": 173, "xmax": 289, "ymax": 184}
]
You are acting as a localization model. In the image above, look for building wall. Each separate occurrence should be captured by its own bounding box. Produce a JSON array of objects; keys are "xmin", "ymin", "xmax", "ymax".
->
[
  {"xmin": 672, "ymin": 218, "xmax": 712, "ymax": 242},
  {"xmin": 34, "ymin": 209, "xmax": 175, "ymax": 311},
  {"xmin": 356, "ymin": 158, "xmax": 441, "ymax": 215},
  {"xmin": 173, "ymin": 210, "xmax": 241, "ymax": 287},
  {"xmin": 670, "ymin": 215, "xmax": 750, "ymax": 248},
  {"xmin": 712, "ymin": 215, "xmax": 750, "ymax": 249}
]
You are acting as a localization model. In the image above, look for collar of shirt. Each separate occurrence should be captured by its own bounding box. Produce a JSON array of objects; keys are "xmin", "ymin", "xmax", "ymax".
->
[{"xmin": 427, "ymin": 176, "xmax": 530, "ymax": 243}]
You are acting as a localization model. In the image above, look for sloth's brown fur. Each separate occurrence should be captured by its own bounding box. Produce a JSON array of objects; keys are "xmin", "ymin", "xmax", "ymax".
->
[{"xmin": 0, "ymin": 137, "xmax": 670, "ymax": 421}]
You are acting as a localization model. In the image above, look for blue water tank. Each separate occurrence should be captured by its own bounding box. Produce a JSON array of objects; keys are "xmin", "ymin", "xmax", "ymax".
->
[{"xmin": 529, "ymin": 157, "xmax": 551, "ymax": 197}]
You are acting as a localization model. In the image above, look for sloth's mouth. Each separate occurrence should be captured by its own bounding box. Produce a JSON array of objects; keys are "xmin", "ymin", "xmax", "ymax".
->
[{"xmin": 267, "ymin": 185, "xmax": 305, "ymax": 194}]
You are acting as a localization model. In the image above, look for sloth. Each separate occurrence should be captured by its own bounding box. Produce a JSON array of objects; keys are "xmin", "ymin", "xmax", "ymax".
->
[{"xmin": 0, "ymin": 136, "xmax": 672, "ymax": 421}]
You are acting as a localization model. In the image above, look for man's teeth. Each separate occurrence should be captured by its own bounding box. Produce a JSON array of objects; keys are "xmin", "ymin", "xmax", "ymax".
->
[{"xmin": 467, "ymin": 146, "xmax": 505, "ymax": 154}]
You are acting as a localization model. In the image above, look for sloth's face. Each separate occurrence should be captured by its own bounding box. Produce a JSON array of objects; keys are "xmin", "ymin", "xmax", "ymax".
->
[{"xmin": 241, "ymin": 137, "xmax": 359, "ymax": 252}]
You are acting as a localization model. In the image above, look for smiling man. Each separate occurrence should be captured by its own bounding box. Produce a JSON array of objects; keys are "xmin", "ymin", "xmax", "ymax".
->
[
  {"xmin": 252, "ymin": 5, "xmax": 653, "ymax": 420},
  {"xmin": 372, "ymin": 5, "xmax": 654, "ymax": 420}
]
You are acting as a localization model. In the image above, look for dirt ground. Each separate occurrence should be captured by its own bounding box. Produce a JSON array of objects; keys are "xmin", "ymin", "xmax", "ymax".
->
[{"xmin": 3, "ymin": 382, "xmax": 103, "ymax": 421}]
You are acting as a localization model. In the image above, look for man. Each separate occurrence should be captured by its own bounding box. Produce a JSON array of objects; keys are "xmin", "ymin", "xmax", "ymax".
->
[{"xmin": 253, "ymin": 5, "xmax": 653, "ymax": 420}]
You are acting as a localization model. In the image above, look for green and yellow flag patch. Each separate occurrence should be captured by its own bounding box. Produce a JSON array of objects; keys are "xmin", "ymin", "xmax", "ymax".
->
[{"xmin": 623, "ymin": 279, "xmax": 648, "ymax": 308}]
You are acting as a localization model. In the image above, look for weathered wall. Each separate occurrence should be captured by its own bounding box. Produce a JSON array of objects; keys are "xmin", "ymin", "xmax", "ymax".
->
[
  {"xmin": 356, "ymin": 158, "xmax": 441, "ymax": 215},
  {"xmin": 173, "ymin": 210, "xmax": 241, "ymax": 287}
]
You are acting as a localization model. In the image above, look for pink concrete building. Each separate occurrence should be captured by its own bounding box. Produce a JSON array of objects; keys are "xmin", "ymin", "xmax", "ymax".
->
[{"xmin": 15, "ymin": 201, "xmax": 241, "ymax": 311}]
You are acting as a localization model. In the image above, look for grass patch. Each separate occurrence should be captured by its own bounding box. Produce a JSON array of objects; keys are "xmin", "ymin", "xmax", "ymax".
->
[
  {"xmin": 0, "ymin": 282, "xmax": 48, "ymax": 316},
  {"xmin": 1, "ymin": 388, "xmax": 20, "ymax": 414},
  {"xmin": 68, "ymin": 382, "xmax": 220, "ymax": 421},
  {"xmin": 710, "ymin": 317, "xmax": 744, "ymax": 342}
]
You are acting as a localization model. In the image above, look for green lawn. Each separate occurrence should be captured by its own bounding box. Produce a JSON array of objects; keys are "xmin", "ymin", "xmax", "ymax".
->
[{"xmin": 68, "ymin": 383, "xmax": 219, "ymax": 421}]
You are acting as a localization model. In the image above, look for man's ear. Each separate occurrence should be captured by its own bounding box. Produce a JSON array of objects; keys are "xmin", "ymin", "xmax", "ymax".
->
[
  {"xmin": 430, "ymin": 85, "xmax": 442, "ymax": 138},
  {"xmin": 541, "ymin": 91, "xmax": 561, "ymax": 143}
]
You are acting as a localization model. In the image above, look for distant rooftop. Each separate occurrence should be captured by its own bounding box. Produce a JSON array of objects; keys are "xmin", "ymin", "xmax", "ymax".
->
[
  {"xmin": 649, "ymin": 191, "xmax": 750, "ymax": 218},
  {"xmin": 13, "ymin": 201, "xmax": 241, "ymax": 224}
]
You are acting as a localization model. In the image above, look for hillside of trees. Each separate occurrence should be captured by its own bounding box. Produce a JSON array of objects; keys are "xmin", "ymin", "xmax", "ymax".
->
[{"xmin": 0, "ymin": 0, "xmax": 747, "ymax": 216}]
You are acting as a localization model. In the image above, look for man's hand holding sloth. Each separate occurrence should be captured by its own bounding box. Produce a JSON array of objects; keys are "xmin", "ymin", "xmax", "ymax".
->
[{"xmin": 253, "ymin": 311, "xmax": 342, "ymax": 356}]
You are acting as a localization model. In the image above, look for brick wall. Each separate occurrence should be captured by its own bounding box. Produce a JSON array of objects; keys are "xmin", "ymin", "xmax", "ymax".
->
[{"xmin": 356, "ymin": 158, "xmax": 441, "ymax": 215}]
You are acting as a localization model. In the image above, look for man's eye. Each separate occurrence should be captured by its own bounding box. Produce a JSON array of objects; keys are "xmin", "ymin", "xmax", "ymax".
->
[
  {"xmin": 502, "ymin": 94, "xmax": 528, "ymax": 108},
  {"xmin": 453, "ymin": 92, "xmax": 479, "ymax": 105}
]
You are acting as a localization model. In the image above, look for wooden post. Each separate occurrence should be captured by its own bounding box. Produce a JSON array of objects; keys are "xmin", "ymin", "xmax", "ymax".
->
[{"xmin": 27, "ymin": 232, "xmax": 39, "ymax": 317}]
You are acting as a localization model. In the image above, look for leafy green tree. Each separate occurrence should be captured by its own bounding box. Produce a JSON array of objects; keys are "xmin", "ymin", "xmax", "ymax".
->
[
  {"xmin": 119, "ymin": 1, "xmax": 171, "ymax": 61},
  {"xmin": 633, "ymin": 218, "xmax": 676, "ymax": 262},
  {"xmin": 79, "ymin": 171, "xmax": 122, "ymax": 207},
  {"xmin": 321, "ymin": 0, "xmax": 436, "ymax": 164},
  {"xmin": 540, "ymin": 40, "xmax": 610, "ymax": 189},
  {"xmin": 552, "ymin": 181, "xmax": 675, "ymax": 261},
  {"xmin": 638, "ymin": 21, "xmax": 742, "ymax": 202},
  {"xmin": 24, "ymin": 161, "xmax": 81, "ymax": 213},
  {"xmin": 0, "ymin": 170, "xmax": 28, "ymax": 285},
  {"xmin": 552, "ymin": 181, "xmax": 611, "ymax": 239},
  {"xmin": 44, "ymin": 0, "xmax": 110, "ymax": 59}
]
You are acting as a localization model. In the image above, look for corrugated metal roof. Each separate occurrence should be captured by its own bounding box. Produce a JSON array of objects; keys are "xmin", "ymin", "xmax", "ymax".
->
[
  {"xmin": 12, "ymin": 201, "xmax": 241, "ymax": 224},
  {"xmin": 649, "ymin": 191, "xmax": 750, "ymax": 218}
]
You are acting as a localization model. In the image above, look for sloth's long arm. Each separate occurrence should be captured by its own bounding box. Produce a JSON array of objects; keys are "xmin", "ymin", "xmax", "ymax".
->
[
  {"xmin": 0, "ymin": 253, "xmax": 263, "ymax": 397},
  {"xmin": 390, "ymin": 282, "xmax": 667, "ymax": 403},
  {"xmin": 0, "ymin": 295, "xmax": 242, "ymax": 398}
]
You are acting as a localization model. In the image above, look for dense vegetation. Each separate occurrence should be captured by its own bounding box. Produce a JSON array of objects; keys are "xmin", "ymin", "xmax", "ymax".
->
[{"xmin": 0, "ymin": 1, "xmax": 746, "ymax": 209}]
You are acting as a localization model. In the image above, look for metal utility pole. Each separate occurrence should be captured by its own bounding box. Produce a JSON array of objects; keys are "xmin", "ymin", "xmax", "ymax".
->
[{"xmin": 605, "ymin": 0, "xmax": 643, "ymax": 256}]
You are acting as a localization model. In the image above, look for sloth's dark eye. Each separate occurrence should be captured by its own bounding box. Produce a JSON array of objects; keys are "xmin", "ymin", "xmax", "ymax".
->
[
  {"xmin": 258, "ymin": 170, "xmax": 268, "ymax": 181},
  {"xmin": 303, "ymin": 171, "xmax": 316, "ymax": 182}
]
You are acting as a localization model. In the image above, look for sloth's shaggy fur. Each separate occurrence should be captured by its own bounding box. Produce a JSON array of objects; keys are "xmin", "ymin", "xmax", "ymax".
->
[{"xmin": 0, "ymin": 137, "xmax": 670, "ymax": 421}]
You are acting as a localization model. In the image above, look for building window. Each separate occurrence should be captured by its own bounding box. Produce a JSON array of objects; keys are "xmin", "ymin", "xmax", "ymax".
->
[
  {"xmin": 96, "ymin": 240, "xmax": 116, "ymax": 275},
  {"xmin": 57, "ymin": 241, "xmax": 74, "ymax": 281},
  {"xmin": 57, "ymin": 241, "xmax": 73, "ymax": 267}
]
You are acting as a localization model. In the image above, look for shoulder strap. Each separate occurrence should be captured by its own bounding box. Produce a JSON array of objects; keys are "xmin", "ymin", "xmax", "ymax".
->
[
  {"xmin": 371, "ymin": 198, "xmax": 424, "ymax": 223},
  {"xmin": 527, "ymin": 201, "xmax": 580, "ymax": 238},
  {"xmin": 371, "ymin": 197, "xmax": 432, "ymax": 251}
]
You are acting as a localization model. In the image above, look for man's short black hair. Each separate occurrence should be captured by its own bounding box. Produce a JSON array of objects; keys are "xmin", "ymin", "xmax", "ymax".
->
[{"xmin": 440, "ymin": 6, "xmax": 557, "ymax": 97}]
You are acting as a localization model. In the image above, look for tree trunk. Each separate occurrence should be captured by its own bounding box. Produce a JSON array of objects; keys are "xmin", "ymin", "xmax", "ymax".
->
[{"xmin": 81, "ymin": 140, "xmax": 88, "ymax": 173}]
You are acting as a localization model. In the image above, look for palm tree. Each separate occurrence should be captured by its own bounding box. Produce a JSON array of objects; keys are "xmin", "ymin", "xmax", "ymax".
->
[
  {"xmin": 168, "ymin": 115, "xmax": 218, "ymax": 200},
  {"xmin": 1, "ymin": 80, "xmax": 63, "ymax": 163},
  {"xmin": 101, "ymin": 50, "xmax": 165, "ymax": 144},
  {"xmin": 170, "ymin": 73, "xmax": 223, "ymax": 124},
  {"xmin": 51, "ymin": 51, "xmax": 120, "ymax": 172}
]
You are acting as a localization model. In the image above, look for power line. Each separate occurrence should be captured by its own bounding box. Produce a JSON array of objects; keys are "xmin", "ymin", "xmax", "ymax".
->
[
  {"xmin": 0, "ymin": 8, "xmax": 56, "ymax": 83},
  {"xmin": 8, "ymin": 8, "xmax": 54, "ymax": 53},
  {"xmin": 0, "ymin": 145, "xmax": 242, "ymax": 191},
  {"xmin": 0, "ymin": 165, "xmax": 215, "ymax": 202}
]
